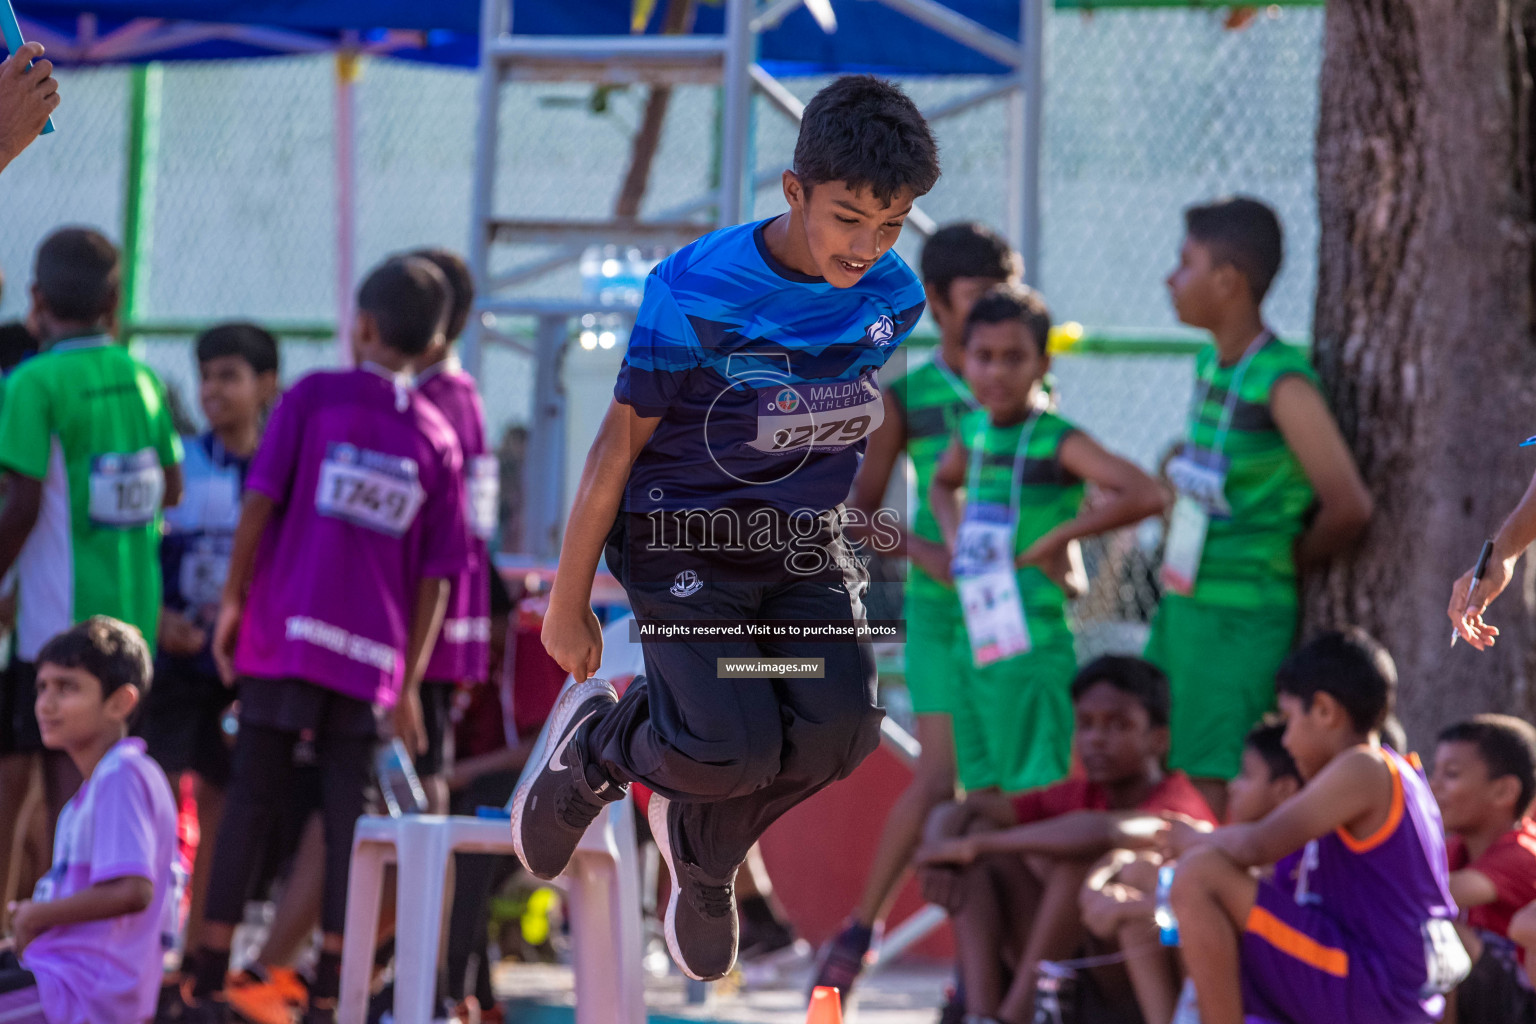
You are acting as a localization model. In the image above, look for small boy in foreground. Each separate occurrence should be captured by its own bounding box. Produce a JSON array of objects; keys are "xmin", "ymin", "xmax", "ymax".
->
[
  {"xmin": 1, "ymin": 616, "xmax": 178, "ymax": 1024},
  {"xmin": 1166, "ymin": 629, "xmax": 1469, "ymax": 1024},
  {"xmin": 1431, "ymin": 714, "xmax": 1536, "ymax": 1023},
  {"xmin": 916, "ymin": 656, "xmax": 1215, "ymax": 1024}
]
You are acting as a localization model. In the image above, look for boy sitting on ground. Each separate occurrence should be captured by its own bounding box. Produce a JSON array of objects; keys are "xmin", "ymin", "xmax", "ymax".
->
[
  {"xmin": 1431, "ymin": 714, "xmax": 1536, "ymax": 1023},
  {"xmin": 1078, "ymin": 722, "xmax": 1300, "ymax": 1024},
  {"xmin": 916, "ymin": 656, "xmax": 1215, "ymax": 1024},
  {"xmin": 1165, "ymin": 629, "xmax": 1469, "ymax": 1024},
  {"xmin": 1, "ymin": 616, "xmax": 179, "ymax": 1024}
]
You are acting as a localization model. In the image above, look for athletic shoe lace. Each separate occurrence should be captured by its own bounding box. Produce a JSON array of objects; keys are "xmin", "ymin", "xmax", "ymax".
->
[
  {"xmin": 554, "ymin": 782, "xmax": 605, "ymax": 830},
  {"xmin": 683, "ymin": 865, "xmax": 736, "ymax": 918}
]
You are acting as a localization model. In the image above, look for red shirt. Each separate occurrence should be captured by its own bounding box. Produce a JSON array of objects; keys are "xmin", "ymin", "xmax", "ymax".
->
[
  {"xmin": 1010, "ymin": 771, "xmax": 1218, "ymax": 827},
  {"xmin": 1448, "ymin": 817, "xmax": 1536, "ymax": 940}
]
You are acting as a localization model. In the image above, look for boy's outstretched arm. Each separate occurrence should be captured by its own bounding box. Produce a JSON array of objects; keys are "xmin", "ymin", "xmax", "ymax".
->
[
  {"xmin": 542, "ymin": 399, "xmax": 659, "ymax": 681},
  {"xmin": 1017, "ymin": 431, "xmax": 1166, "ymax": 571},
  {"xmin": 1449, "ymin": 469, "xmax": 1536, "ymax": 648},
  {"xmin": 1166, "ymin": 746, "xmax": 1391, "ymax": 867},
  {"xmin": 1270, "ymin": 376, "xmax": 1373, "ymax": 569},
  {"xmin": 212, "ymin": 491, "xmax": 275, "ymax": 685},
  {"xmin": 917, "ymin": 810, "xmax": 1164, "ymax": 866},
  {"xmin": 10, "ymin": 877, "xmax": 153, "ymax": 954}
]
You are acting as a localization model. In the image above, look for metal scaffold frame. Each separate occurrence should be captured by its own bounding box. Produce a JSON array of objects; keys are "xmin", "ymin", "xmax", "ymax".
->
[{"xmin": 469, "ymin": 0, "xmax": 1045, "ymax": 559}]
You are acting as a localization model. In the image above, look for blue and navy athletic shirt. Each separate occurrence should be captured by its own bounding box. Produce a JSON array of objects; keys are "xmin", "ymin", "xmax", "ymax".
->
[
  {"xmin": 158, "ymin": 432, "xmax": 250, "ymax": 676},
  {"xmin": 615, "ymin": 218, "xmax": 926, "ymax": 514}
]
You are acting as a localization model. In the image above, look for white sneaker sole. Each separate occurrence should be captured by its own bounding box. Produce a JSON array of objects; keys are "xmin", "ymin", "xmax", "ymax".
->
[
  {"xmin": 509, "ymin": 675, "xmax": 616, "ymax": 878},
  {"xmin": 648, "ymin": 793, "xmax": 718, "ymax": 982}
]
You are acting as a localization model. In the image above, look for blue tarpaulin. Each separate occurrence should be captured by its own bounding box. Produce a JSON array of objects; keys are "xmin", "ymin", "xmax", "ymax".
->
[{"xmin": 15, "ymin": 0, "xmax": 1021, "ymax": 74}]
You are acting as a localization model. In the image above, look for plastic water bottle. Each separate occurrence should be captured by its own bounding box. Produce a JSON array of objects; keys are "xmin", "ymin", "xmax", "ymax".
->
[
  {"xmin": 375, "ymin": 738, "xmax": 427, "ymax": 817},
  {"xmin": 1155, "ymin": 863, "xmax": 1180, "ymax": 946}
]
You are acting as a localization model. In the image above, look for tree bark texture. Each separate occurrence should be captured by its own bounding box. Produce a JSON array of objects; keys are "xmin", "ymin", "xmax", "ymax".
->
[{"xmin": 1309, "ymin": 0, "xmax": 1536, "ymax": 742}]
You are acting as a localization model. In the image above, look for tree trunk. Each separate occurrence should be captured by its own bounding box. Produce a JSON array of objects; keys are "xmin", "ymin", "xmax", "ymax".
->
[{"xmin": 1309, "ymin": 0, "xmax": 1536, "ymax": 743}]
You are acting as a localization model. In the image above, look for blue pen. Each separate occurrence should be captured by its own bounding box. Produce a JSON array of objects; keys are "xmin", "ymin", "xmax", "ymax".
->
[{"xmin": 1, "ymin": 0, "xmax": 56, "ymax": 135}]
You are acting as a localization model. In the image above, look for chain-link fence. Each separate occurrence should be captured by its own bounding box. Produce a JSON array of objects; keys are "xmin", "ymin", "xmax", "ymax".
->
[{"xmin": 0, "ymin": 4, "xmax": 1322, "ymax": 649}]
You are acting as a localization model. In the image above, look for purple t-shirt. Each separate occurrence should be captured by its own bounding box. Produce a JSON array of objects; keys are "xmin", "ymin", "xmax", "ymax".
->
[
  {"xmin": 234, "ymin": 365, "xmax": 471, "ymax": 706},
  {"xmin": 416, "ymin": 360, "xmax": 492, "ymax": 684},
  {"xmin": 23, "ymin": 738, "xmax": 178, "ymax": 1024}
]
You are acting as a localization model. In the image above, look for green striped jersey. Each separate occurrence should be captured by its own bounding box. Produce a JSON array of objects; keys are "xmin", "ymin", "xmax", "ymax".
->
[
  {"xmin": 888, "ymin": 355, "xmax": 977, "ymax": 592},
  {"xmin": 960, "ymin": 406, "xmax": 1084, "ymax": 615},
  {"xmin": 1183, "ymin": 337, "xmax": 1317, "ymax": 608},
  {"xmin": 0, "ymin": 336, "xmax": 182, "ymax": 658}
]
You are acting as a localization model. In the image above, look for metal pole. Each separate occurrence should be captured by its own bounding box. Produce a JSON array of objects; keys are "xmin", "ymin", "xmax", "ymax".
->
[
  {"xmin": 465, "ymin": 0, "xmax": 508, "ymax": 379},
  {"xmin": 121, "ymin": 61, "xmax": 162, "ymax": 346},
  {"xmin": 1019, "ymin": 0, "xmax": 1044, "ymax": 285},
  {"xmin": 522, "ymin": 314, "xmax": 568, "ymax": 560},
  {"xmin": 717, "ymin": 0, "xmax": 752, "ymax": 226},
  {"xmin": 334, "ymin": 48, "xmax": 360, "ymax": 366}
]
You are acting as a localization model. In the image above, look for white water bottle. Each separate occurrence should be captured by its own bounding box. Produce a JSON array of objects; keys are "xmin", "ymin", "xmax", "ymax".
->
[{"xmin": 375, "ymin": 738, "xmax": 427, "ymax": 817}]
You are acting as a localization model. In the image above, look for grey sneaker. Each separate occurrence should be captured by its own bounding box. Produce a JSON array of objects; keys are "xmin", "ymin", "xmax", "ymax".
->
[
  {"xmin": 510, "ymin": 676, "xmax": 623, "ymax": 880},
  {"xmin": 648, "ymin": 793, "xmax": 740, "ymax": 981}
]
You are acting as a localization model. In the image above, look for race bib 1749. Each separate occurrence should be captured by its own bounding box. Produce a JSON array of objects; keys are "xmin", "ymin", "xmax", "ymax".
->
[
  {"xmin": 315, "ymin": 443, "xmax": 424, "ymax": 537},
  {"xmin": 88, "ymin": 447, "xmax": 165, "ymax": 528},
  {"xmin": 748, "ymin": 374, "xmax": 884, "ymax": 454}
]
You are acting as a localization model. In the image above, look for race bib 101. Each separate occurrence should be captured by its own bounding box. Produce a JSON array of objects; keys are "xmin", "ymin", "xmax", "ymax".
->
[
  {"xmin": 467, "ymin": 453, "xmax": 500, "ymax": 542},
  {"xmin": 748, "ymin": 374, "xmax": 884, "ymax": 454},
  {"xmin": 88, "ymin": 447, "xmax": 165, "ymax": 528},
  {"xmin": 315, "ymin": 443, "xmax": 424, "ymax": 537}
]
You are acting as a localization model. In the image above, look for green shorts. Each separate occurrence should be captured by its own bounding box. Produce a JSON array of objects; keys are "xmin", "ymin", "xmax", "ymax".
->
[
  {"xmin": 903, "ymin": 582, "xmax": 968, "ymax": 716},
  {"xmin": 950, "ymin": 631, "xmax": 1076, "ymax": 793},
  {"xmin": 1144, "ymin": 593, "xmax": 1297, "ymax": 781}
]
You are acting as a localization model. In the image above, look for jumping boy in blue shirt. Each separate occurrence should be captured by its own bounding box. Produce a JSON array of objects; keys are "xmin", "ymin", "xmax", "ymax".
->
[{"xmin": 513, "ymin": 75, "xmax": 940, "ymax": 982}]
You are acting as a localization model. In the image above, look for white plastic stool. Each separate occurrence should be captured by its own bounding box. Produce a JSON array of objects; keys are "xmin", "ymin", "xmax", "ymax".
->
[{"xmin": 338, "ymin": 799, "xmax": 645, "ymax": 1024}]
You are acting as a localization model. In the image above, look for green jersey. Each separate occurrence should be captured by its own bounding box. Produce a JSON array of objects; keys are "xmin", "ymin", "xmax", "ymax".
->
[
  {"xmin": 0, "ymin": 336, "xmax": 183, "ymax": 659},
  {"xmin": 959, "ymin": 406, "xmax": 1084, "ymax": 619},
  {"xmin": 888, "ymin": 354, "xmax": 977, "ymax": 592},
  {"xmin": 1181, "ymin": 336, "xmax": 1317, "ymax": 609}
]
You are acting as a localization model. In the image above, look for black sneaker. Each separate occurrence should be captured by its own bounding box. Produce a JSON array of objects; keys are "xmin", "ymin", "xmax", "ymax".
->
[
  {"xmin": 510, "ymin": 676, "xmax": 623, "ymax": 880},
  {"xmin": 648, "ymin": 793, "xmax": 739, "ymax": 981}
]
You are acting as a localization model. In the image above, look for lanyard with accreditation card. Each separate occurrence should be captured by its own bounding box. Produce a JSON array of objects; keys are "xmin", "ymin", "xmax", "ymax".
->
[
  {"xmin": 1160, "ymin": 332, "xmax": 1271, "ymax": 597},
  {"xmin": 953, "ymin": 411, "xmax": 1041, "ymax": 668},
  {"xmin": 2, "ymin": 0, "xmax": 57, "ymax": 135}
]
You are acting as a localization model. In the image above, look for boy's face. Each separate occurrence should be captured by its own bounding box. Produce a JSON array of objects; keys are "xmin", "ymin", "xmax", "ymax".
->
[
  {"xmin": 782, "ymin": 174, "xmax": 916, "ymax": 288},
  {"xmin": 1226, "ymin": 747, "xmax": 1298, "ymax": 825},
  {"xmin": 927, "ymin": 276, "xmax": 1008, "ymax": 345},
  {"xmin": 34, "ymin": 663, "xmax": 135, "ymax": 752},
  {"xmin": 1165, "ymin": 237, "xmax": 1239, "ymax": 330},
  {"xmin": 1278, "ymin": 692, "xmax": 1341, "ymax": 781},
  {"xmin": 962, "ymin": 320, "xmax": 1047, "ymax": 422},
  {"xmin": 1431, "ymin": 741, "xmax": 1517, "ymax": 833},
  {"xmin": 1074, "ymin": 680, "xmax": 1167, "ymax": 785},
  {"xmin": 200, "ymin": 355, "xmax": 275, "ymax": 433}
]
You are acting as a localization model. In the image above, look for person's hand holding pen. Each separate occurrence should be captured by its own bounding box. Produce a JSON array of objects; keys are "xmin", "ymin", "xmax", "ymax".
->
[{"xmin": 1450, "ymin": 540, "xmax": 1498, "ymax": 649}]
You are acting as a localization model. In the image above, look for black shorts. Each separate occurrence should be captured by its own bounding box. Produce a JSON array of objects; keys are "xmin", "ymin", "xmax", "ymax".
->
[
  {"xmin": 137, "ymin": 659, "xmax": 237, "ymax": 787},
  {"xmin": 415, "ymin": 680, "xmax": 456, "ymax": 778},
  {"xmin": 1459, "ymin": 931, "xmax": 1536, "ymax": 1024},
  {"xmin": 1, "ymin": 660, "xmax": 43, "ymax": 756},
  {"xmin": 236, "ymin": 676, "xmax": 383, "ymax": 739}
]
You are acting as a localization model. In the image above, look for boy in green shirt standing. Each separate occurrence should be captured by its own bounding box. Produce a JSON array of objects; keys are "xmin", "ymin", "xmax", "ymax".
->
[
  {"xmin": 1146, "ymin": 196, "xmax": 1371, "ymax": 818},
  {"xmin": 812, "ymin": 223, "xmax": 1020, "ymax": 992},
  {"xmin": 0, "ymin": 227, "xmax": 183, "ymax": 839}
]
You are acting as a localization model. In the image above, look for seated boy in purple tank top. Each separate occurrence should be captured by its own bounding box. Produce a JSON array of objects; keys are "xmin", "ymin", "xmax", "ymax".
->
[
  {"xmin": 181, "ymin": 256, "xmax": 472, "ymax": 1024},
  {"xmin": 1163, "ymin": 629, "xmax": 1471, "ymax": 1024}
]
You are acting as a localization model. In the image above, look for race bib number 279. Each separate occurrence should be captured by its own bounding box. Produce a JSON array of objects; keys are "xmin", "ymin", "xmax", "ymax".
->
[
  {"xmin": 315, "ymin": 443, "xmax": 424, "ymax": 537},
  {"xmin": 749, "ymin": 374, "xmax": 884, "ymax": 454}
]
